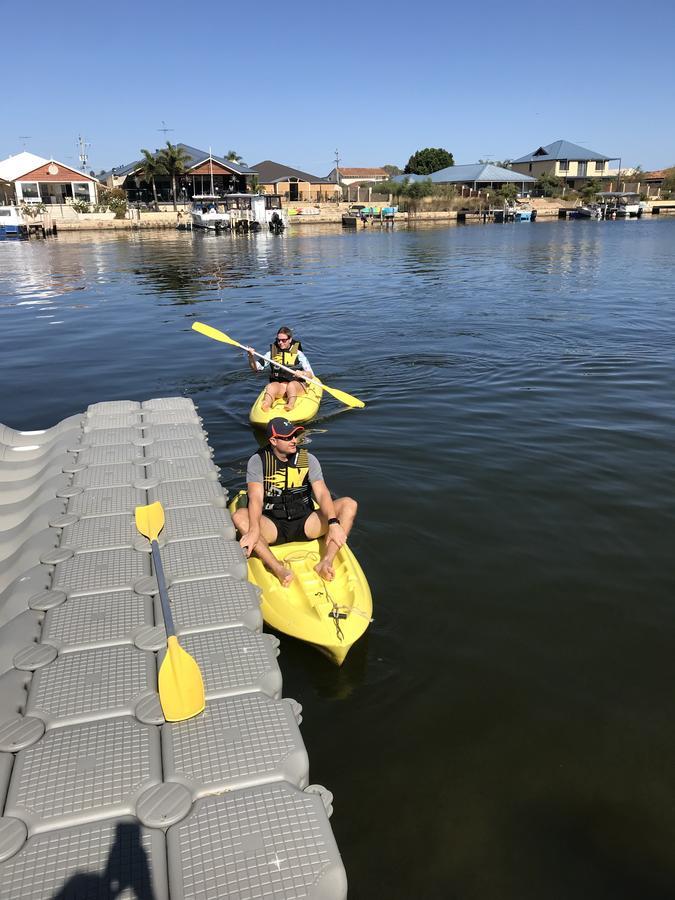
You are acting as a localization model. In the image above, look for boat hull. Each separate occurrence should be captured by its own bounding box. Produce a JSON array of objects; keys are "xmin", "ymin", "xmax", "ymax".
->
[
  {"xmin": 228, "ymin": 491, "xmax": 372, "ymax": 665},
  {"xmin": 249, "ymin": 379, "xmax": 323, "ymax": 428}
]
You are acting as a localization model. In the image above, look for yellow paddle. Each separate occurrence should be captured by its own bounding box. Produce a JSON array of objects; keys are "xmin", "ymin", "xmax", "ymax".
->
[
  {"xmin": 191, "ymin": 320, "xmax": 366, "ymax": 409},
  {"xmin": 135, "ymin": 502, "xmax": 205, "ymax": 722}
]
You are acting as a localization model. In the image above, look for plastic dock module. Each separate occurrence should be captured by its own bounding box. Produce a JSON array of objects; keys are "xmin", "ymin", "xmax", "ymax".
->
[{"xmin": 0, "ymin": 398, "xmax": 348, "ymax": 898}]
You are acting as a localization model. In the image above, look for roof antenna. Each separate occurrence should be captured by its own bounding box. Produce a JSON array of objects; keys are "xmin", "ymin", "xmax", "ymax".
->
[
  {"xmin": 18, "ymin": 136, "xmax": 32, "ymax": 149},
  {"xmin": 77, "ymin": 135, "xmax": 91, "ymax": 171},
  {"xmin": 158, "ymin": 120, "xmax": 174, "ymax": 138}
]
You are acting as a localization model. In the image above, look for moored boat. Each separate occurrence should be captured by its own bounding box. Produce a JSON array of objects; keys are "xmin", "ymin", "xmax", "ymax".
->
[
  {"xmin": 0, "ymin": 205, "xmax": 28, "ymax": 239},
  {"xmin": 228, "ymin": 491, "xmax": 372, "ymax": 665},
  {"xmin": 597, "ymin": 191, "xmax": 645, "ymax": 218}
]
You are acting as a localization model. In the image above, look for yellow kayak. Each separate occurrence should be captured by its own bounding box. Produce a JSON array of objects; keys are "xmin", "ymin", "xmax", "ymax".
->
[
  {"xmin": 249, "ymin": 379, "xmax": 323, "ymax": 429},
  {"xmin": 228, "ymin": 491, "xmax": 372, "ymax": 665}
]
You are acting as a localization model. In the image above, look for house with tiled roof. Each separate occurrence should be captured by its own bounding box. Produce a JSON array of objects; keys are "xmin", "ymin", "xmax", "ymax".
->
[
  {"xmin": 641, "ymin": 168, "xmax": 674, "ymax": 198},
  {"xmin": 103, "ymin": 144, "xmax": 257, "ymax": 202},
  {"xmin": 251, "ymin": 161, "xmax": 338, "ymax": 201},
  {"xmin": 510, "ymin": 140, "xmax": 617, "ymax": 189},
  {"xmin": 325, "ymin": 167, "xmax": 389, "ymax": 186},
  {"xmin": 0, "ymin": 151, "xmax": 100, "ymax": 205}
]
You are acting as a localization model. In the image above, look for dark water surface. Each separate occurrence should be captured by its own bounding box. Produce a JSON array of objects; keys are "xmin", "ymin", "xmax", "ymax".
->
[{"xmin": 2, "ymin": 220, "xmax": 675, "ymax": 898}]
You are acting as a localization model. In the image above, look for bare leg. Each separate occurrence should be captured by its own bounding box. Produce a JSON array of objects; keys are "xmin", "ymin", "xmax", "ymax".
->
[
  {"xmin": 261, "ymin": 382, "xmax": 286, "ymax": 412},
  {"xmin": 284, "ymin": 380, "xmax": 307, "ymax": 411},
  {"xmin": 303, "ymin": 497, "xmax": 358, "ymax": 582},
  {"xmin": 232, "ymin": 508, "xmax": 294, "ymax": 587}
]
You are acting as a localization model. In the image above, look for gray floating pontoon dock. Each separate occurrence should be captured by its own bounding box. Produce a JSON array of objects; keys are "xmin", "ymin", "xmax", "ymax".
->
[{"xmin": 0, "ymin": 398, "xmax": 347, "ymax": 899}]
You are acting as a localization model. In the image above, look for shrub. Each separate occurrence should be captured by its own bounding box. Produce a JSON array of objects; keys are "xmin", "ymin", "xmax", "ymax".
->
[
  {"xmin": 20, "ymin": 202, "xmax": 46, "ymax": 218},
  {"xmin": 72, "ymin": 200, "xmax": 91, "ymax": 214},
  {"xmin": 98, "ymin": 187, "xmax": 128, "ymax": 219}
]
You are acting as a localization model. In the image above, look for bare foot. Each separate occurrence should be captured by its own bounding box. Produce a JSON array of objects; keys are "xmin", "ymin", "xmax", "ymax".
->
[
  {"xmin": 271, "ymin": 562, "xmax": 294, "ymax": 587},
  {"xmin": 314, "ymin": 559, "xmax": 335, "ymax": 582},
  {"xmin": 284, "ymin": 401, "xmax": 296, "ymax": 411}
]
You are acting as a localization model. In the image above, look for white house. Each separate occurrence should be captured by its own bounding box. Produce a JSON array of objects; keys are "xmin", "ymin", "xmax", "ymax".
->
[{"xmin": 0, "ymin": 152, "xmax": 100, "ymax": 205}]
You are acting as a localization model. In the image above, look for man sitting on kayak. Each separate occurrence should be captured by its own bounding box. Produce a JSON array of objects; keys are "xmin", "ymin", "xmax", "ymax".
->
[
  {"xmin": 246, "ymin": 326, "xmax": 314, "ymax": 412},
  {"xmin": 232, "ymin": 417, "xmax": 358, "ymax": 586}
]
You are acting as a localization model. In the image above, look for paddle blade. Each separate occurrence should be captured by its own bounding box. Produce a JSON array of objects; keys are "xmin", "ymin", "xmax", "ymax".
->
[
  {"xmin": 135, "ymin": 502, "xmax": 165, "ymax": 543},
  {"xmin": 159, "ymin": 636, "xmax": 205, "ymax": 722},
  {"xmin": 320, "ymin": 383, "xmax": 366, "ymax": 409},
  {"xmin": 192, "ymin": 321, "xmax": 243, "ymax": 349}
]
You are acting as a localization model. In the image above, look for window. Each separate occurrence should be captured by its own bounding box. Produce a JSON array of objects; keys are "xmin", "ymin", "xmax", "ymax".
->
[
  {"xmin": 595, "ymin": 161, "xmax": 605, "ymax": 173},
  {"xmin": 559, "ymin": 159, "xmax": 569, "ymax": 172},
  {"xmin": 73, "ymin": 183, "xmax": 90, "ymax": 200},
  {"xmin": 529, "ymin": 163, "xmax": 532, "ymax": 172},
  {"xmin": 20, "ymin": 182, "xmax": 39, "ymax": 198}
]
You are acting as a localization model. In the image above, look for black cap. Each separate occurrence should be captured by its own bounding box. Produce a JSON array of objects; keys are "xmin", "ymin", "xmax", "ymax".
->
[{"xmin": 265, "ymin": 417, "xmax": 305, "ymax": 439}]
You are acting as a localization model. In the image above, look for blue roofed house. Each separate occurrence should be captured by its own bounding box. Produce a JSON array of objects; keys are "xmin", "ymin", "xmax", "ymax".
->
[
  {"xmin": 510, "ymin": 140, "xmax": 617, "ymax": 190},
  {"xmin": 103, "ymin": 144, "xmax": 257, "ymax": 202},
  {"xmin": 393, "ymin": 162, "xmax": 536, "ymax": 193}
]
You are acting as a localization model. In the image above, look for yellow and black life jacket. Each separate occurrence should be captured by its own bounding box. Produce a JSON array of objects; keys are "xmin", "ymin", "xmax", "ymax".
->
[
  {"xmin": 258, "ymin": 446, "xmax": 313, "ymax": 519},
  {"xmin": 269, "ymin": 339, "xmax": 303, "ymax": 383}
]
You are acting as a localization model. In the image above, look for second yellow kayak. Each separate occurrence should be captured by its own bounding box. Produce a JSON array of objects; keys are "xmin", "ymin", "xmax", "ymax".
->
[
  {"xmin": 249, "ymin": 379, "xmax": 323, "ymax": 429},
  {"xmin": 228, "ymin": 492, "xmax": 372, "ymax": 665}
]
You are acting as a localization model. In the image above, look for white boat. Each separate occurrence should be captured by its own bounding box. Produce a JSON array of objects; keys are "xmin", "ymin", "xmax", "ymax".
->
[
  {"xmin": 598, "ymin": 192, "xmax": 644, "ymax": 218},
  {"xmin": 0, "ymin": 206, "xmax": 27, "ymax": 239},
  {"xmin": 189, "ymin": 193, "xmax": 288, "ymax": 233},
  {"xmin": 190, "ymin": 195, "xmax": 231, "ymax": 230}
]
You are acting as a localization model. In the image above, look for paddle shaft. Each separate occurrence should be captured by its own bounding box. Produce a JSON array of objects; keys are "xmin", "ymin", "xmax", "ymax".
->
[{"xmin": 150, "ymin": 540, "xmax": 176, "ymax": 637}]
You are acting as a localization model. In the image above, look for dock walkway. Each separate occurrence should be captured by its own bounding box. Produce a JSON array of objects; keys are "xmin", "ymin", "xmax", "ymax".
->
[{"xmin": 0, "ymin": 398, "xmax": 347, "ymax": 898}]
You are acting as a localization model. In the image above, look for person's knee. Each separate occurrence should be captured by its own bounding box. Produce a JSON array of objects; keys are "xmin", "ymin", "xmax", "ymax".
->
[
  {"xmin": 339, "ymin": 497, "xmax": 358, "ymax": 518},
  {"xmin": 232, "ymin": 509, "xmax": 247, "ymax": 531}
]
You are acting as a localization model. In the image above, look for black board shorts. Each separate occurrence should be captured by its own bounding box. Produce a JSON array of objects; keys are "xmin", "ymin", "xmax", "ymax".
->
[{"xmin": 265, "ymin": 511, "xmax": 314, "ymax": 545}]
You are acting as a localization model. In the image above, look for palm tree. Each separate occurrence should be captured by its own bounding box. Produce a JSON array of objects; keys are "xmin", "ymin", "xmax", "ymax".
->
[
  {"xmin": 139, "ymin": 148, "xmax": 164, "ymax": 204},
  {"xmin": 157, "ymin": 142, "xmax": 191, "ymax": 210},
  {"xmin": 225, "ymin": 150, "xmax": 243, "ymax": 164}
]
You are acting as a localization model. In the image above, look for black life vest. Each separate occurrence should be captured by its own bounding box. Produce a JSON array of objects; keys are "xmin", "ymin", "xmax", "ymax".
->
[
  {"xmin": 269, "ymin": 339, "xmax": 303, "ymax": 383},
  {"xmin": 258, "ymin": 446, "xmax": 313, "ymax": 520}
]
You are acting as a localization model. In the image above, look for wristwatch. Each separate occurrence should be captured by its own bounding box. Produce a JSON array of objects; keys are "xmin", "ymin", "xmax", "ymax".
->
[{"xmin": 328, "ymin": 517, "xmax": 340, "ymax": 525}]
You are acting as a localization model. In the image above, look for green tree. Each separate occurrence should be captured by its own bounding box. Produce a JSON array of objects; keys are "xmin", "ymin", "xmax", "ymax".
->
[
  {"xmin": 139, "ymin": 148, "xmax": 164, "ymax": 203},
  {"xmin": 404, "ymin": 148, "xmax": 454, "ymax": 175},
  {"xmin": 579, "ymin": 179, "xmax": 602, "ymax": 201},
  {"xmin": 535, "ymin": 171, "xmax": 564, "ymax": 198},
  {"xmin": 405, "ymin": 179, "xmax": 434, "ymax": 199},
  {"xmin": 495, "ymin": 183, "xmax": 518, "ymax": 203},
  {"xmin": 225, "ymin": 150, "xmax": 243, "ymax": 163},
  {"xmin": 382, "ymin": 164, "xmax": 402, "ymax": 177},
  {"xmin": 157, "ymin": 142, "xmax": 191, "ymax": 210}
]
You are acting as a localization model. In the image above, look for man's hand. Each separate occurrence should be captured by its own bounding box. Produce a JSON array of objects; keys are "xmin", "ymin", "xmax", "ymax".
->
[
  {"xmin": 240, "ymin": 528, "xmax": 259, "ymax": 557},
  {"xmin": 327, "ymin": 522, "xmax": 347, "ymax": 549}
]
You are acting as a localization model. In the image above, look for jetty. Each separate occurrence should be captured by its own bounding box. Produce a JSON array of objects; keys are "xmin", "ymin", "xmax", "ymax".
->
[{"xmin": 0, "ymin": 398, "xmax": 347, "ymax": 898}]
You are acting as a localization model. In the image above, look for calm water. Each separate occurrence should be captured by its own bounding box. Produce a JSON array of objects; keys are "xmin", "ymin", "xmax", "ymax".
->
[{"xmin": 2, "ymin": 220, "xmax": 675, "ymax": 898}]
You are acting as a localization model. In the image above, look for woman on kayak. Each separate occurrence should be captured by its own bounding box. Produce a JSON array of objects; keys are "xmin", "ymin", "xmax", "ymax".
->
[{"xmin": 246, "ymin": 326, "xmax": 314, "ymax": 412}]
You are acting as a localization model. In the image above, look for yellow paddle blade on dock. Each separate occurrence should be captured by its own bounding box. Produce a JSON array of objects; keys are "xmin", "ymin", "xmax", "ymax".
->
[
  {"xmin": 159, "ymin": 636, "xmax": 205, "ymax": 722},
  {"xmin": 134, "ymin": 501, "xmax": 165, "ymax": 543}
]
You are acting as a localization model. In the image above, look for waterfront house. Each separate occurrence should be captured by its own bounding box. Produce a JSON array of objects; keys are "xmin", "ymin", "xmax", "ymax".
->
[
  {"xmin": 325, "ymin": 167, "xmax": 389, "ymax": 187},
  {"xmin": 251, "ymin": 160, "xmax": 338, "ymax": 202},
  {"xmin": 393, "ymin": 163, "xmax": 536, "ymax": 194},
  {"xmin": 510, "ymin": 140, "xmax": 616, "ymax": 189},
  {"xmin": 642, "ymin": 169, "xmax": 673, "ymax": 198},
  {"xmin": 104, "ymin": 144, "xmax": 257, "ymax": 203},
  {"xmin": 0, "ymin": 151, "xmax": 100, "ymax": 205}
]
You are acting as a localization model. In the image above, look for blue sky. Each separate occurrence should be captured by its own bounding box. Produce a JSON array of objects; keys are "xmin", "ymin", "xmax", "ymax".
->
[{"xmin": 2, "ymin": 0, "xmax": 673, "ymax": 174}]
